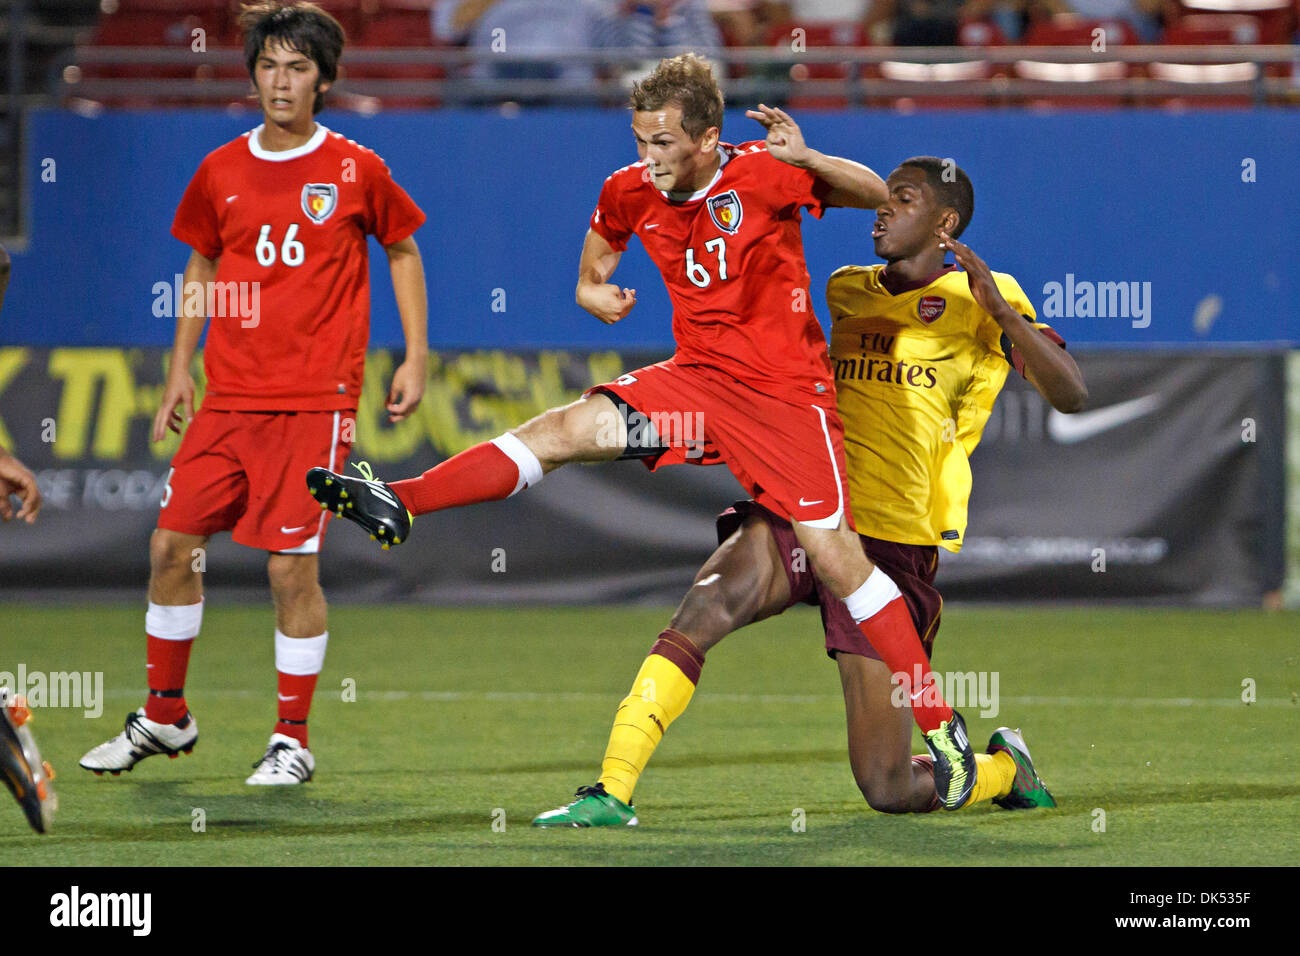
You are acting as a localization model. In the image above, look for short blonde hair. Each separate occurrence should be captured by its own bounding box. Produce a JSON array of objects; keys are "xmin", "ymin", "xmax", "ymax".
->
[{"xmin": 629, "ymin": 53, "xmax": 724, "ymax": 141}]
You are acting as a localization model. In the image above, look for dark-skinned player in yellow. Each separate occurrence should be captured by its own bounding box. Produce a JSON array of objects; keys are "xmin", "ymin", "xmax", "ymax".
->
[{"xmin": 533, "ymin": 157, "xmax": 1088, "ymax": 825}]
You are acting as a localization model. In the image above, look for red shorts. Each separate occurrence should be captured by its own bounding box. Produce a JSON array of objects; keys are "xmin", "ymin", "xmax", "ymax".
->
[
  {"xmin": 157, "ymin": 408, "xmax": 352, "ymax": 553},
  {"xmin": 717, "ymin": 500, "xmax": 943, "ymax": 661},
  {"xmin": 590, "ymin": 360, "xmax": 851, "ymax": 528}
]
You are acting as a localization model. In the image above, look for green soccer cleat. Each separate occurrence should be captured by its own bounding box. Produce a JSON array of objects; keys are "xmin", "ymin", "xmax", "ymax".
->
[
  {"xmin": 988, "ymin": 727, "xmax": 1058, "ymax": 810},
  {"xmin": 306, "ymin": 461, "xmax": 412, "ymax": 550},
  {"xmin": 923, "ymin": 710, "xmax": 977, "ymax": 810},
  {"xmin": 532, "ymin": 783, "xmax": 639, "ymax": 828}
]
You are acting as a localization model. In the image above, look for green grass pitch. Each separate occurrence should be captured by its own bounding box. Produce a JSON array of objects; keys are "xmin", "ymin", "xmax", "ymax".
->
[{"xmin": 3, "ymin": 603, "xmax": 1297, "ymax": 865}]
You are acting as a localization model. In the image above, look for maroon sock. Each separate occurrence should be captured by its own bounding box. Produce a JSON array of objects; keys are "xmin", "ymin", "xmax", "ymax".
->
[{"xmin": 389, "ymin": 441, "xmax": 523, "ymax": 516}]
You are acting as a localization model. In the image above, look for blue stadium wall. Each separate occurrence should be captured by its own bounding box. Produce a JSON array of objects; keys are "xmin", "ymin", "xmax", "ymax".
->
[
  {"xmin": 5, "ymin": 109, "xmax": 1298, "ymax": 348},
  {"xmin": 1, "ymin": 109, "xmax": 1295, "ymax": 605}
]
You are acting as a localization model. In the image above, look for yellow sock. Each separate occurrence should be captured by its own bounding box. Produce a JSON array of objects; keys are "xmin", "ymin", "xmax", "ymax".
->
[
  {"xmin": 597, "ymin": 630, "xmax": 704, "ymax": 805},
  {"xmin": 966, "ymin": 751, "xmax": 1018, "ymax": 806}
]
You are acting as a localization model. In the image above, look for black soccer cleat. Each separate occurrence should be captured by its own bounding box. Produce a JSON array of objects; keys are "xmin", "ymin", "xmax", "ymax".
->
[
  {"xmin": 923, "ymin": 709, "xmax": 978, "ymax": 810},
  {"xmin": 306, "ymin": 461, "xmax": 412, "ymax": 550}
]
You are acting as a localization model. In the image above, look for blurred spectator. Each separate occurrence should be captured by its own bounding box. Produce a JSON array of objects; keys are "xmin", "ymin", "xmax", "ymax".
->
[
  {"xmin": 434, "ymin": 0, "xmax": 604, "ymax": 83},
  {"xmin": 599, "ymin": 1, "xmax": 723, "ymax": 53},
  {"xmin": 868, "ymin": 0, "xmax": 965, "ymax": 43},
  {"xmin": 964, "ymin": 0, "xmax": 1029, "ymax": 39},
  {"xmin": 1026, "ymin": 0, "xmax": 1163, "ymax": 40}
]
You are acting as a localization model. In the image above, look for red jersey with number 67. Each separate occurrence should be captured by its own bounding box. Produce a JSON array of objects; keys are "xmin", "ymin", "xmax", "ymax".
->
[
  {"xmin": 590, "ymin": 141, "xmax": 835, "ymax": 407},
  {"xmin": 171, "ymin": 124, "xmax": 425, "ymax": 412}
]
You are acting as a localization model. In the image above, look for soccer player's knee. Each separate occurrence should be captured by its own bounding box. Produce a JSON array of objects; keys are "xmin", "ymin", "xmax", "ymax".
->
[
  {"xmin": 149, "ymin": 531, "xmax": 197, "ymax": 577},
  {"xmin": 673, "ymin": 571, "xmax": 751, "ymax": 647},
  {"xmin": 857, "ymin": 764, "xmax": 914, "ymax": 814},
  {"xmin": 266, "ymin": 556, "xmax": 319, "ymax": 601}
]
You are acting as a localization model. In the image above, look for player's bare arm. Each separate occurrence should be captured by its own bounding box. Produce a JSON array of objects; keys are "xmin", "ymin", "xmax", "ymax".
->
[
  {"xmin": 576, "ymin": 228, "xmax": 636, "ymax": 325},
  {"xmin": 939, "ymin": 230, "xmax": 1088, "ymax": 413},
  {"xmin": 745, "ymin": 104, "xmax": 887, "ymax": 209},
  {"xmin": 152, "ymin": 249, "xmax": 217, "ymax": 442},
  {"xmin": 0, "ymin": 445, "xmax": 42, "ymax": 523},
  {"xmin": 384, "ymin": 236, "xmax": 428, "ymax": 423}
]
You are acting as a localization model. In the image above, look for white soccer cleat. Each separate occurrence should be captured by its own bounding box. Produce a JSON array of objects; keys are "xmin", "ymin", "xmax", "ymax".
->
[
  {"xmin": 245, "ymin": 733, "xmax": 315, "ymax": 786},
  {"xmin": 79, "ymin": 708, "xmax": 197, "ymax": 775}
]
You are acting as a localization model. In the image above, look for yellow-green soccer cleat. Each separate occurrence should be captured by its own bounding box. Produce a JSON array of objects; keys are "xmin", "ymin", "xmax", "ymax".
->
[
  {"xmin": 923, "ymin": 710, "xmax": 977, "ymax": 810},
  {"xmin": 306, "ymin": 461, "xmax": 412, "ymax": 550},
  {"xmin": 988, "ymin": 727, "xmax": 1058, "ymax": 809},
  {"xmin": 532, "ymin": 783, "xmax": 639, "ymax": 828}
]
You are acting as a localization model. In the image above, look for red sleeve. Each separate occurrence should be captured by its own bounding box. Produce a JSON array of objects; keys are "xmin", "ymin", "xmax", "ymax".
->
[
  {"xmin": 765, "ymin": 149, "xmax": 831, "ymax": 221},
  {"xmin": 170, "ymin": 160, "xmax": 222, "ymax": 259},
  {"xmin": 589, "ymin": 173, "xmax": 635, "ymax": 252},
  {"xmin": 365, "ymin": 155, "xmax": 426, "ymax": 246}
]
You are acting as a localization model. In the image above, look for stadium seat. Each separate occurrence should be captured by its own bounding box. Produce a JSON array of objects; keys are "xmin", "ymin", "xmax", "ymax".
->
[
  {"xmin": 1151, "ymin": 14, "xmax": 1266, "ymax": 107},
  {"xmin": 764, "ymin": 21, "xmax": 869, "ymax": 109},
  {"xmin": 348, "ymin": 3, "xmax": 444, "ymax": 109},
  {"xmin": 1021, "ymin": 15, "xmax": 1141, "ymax": 47},
  {"xmin": 1172, "ymin": 0, "xmax": 1295, "ymax": 43},
  {"xmin": 873, "ymin": 59, "xmax": 995, "ymax": 110},
  {"xmin": 1015, "ymin": 16, "xmax": 1137, "ymax": 106}
]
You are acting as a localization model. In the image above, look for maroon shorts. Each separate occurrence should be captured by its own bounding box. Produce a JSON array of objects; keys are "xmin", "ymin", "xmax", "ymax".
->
[{"xmin": 717, "ymin": 500, "xmax": 943, "ymax": 660}]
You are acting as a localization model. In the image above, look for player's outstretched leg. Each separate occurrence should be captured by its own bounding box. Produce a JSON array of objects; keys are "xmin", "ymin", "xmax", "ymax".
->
[
  {"xmin": 79, "ymin": 708, "xmax": 197, "ymax": 776},
  {"xmin": 988, "ymin": 727, "xmax": 1057, "ymax": 809},
  {"xmin": 306, "ymin": 395, "xmax": 623, "ymax": 549},
  {"xmin": 0, "ymin": 688, "xmax": 57, "ymax": 833}
]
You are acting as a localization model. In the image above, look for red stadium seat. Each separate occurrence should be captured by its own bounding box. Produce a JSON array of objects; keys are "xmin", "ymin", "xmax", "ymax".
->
[
  {"xmin": 1152, "ymin": 14, "xmax": 1266, "ymax": 107},
  {"xmin": 765, "ymin": 21, "xmax": 869, "ymax": 109},
  {"xmin": 873, "ymin": 59, "xmax": 995, "ymax": 110},
  {"xmin": 1022, "ymin": 15, "xmax": 1141, "ymax": 47},
  {"xmin": 348, "ymin": 5, "xmax": 444, "ymax": 108},
  {"xmin": 1013, "ymin": 58, "xmax": 1131, "ymax": 108},
  {"xmin": 1172, "ymin": 0, "xmax": 1295, "ymax": 43}
]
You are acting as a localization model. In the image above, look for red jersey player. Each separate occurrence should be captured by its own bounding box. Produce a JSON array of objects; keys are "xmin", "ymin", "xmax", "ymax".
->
[
  {"xmin": 80, "ymin": 1, "xmax": 428, "ymax": 785},
  {"xmin": 309, "ymin": 54, "xmax": 978, "ymax": 807}
]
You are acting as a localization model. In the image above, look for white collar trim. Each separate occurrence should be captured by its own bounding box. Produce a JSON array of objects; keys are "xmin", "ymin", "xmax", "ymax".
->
[
  {"xmin": 662, "ymin": 146, "xmax": 730, "ymax": 203},
  {"xmin": 247, "ymin": 123, "xmax": 329, "ymax": 161}
]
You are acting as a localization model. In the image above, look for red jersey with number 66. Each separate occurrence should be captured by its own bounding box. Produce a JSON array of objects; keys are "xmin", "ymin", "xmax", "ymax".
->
[
  {"xmin": 171, "ymin": 124, "xmax": 425, "ymax": 412},
  {"xmin": 590, "ymin": 141, "xmax": 835, "ymax": 407}
]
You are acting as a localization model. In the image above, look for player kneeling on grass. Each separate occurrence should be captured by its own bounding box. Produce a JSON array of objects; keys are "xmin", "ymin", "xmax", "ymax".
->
[
  {"xmin": 534, "ymin": 158, "xmax": 1088, "ymax": 826},
  {"xmin": 79, "ymin": 1, "xmax": 428, "ymax": 785},
  {"xmin": 307, "ymin": 55, "xmax": 985, "ymax": 808}
]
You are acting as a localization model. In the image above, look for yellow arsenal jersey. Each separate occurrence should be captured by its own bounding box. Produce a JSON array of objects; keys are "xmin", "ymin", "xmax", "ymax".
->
[{"xmin": 826, "ymin": 264, "xmax": 1058, "ymax": 552}]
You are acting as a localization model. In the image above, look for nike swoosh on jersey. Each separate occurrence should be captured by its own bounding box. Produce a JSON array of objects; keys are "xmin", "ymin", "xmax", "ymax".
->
[
  {"xmin": 277, "ymin": 694, "xmax": 298, "ymax": 702},
  {"xmin": 644, "ymin": 223, "xmax": 660, "ymax": 229},
  {"xmin": 1047, "ymin": 393, "xmax": 1161, "ymax": 444},
  {"xmin": 280, "ymin": 525, "xmax": 307, "ymax": 534},
  {"xmin": 225, "ymin": 194, "xmax": 238, "ymax": 203}
]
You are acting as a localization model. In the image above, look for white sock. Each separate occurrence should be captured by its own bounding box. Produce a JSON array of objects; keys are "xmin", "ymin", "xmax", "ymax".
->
[
  {"xmin": 842, "ymin": 567, "xmax": 902, "ymax": 624},
  {"xmin": 146, "ymin": 599, "xmax": 203, "ymax": 640},
  {"xmin": 491, "ymin": 432, "xmax": 544, "ymax": 497},
  {"xmin": 275, "ymin": 630, "xmax": 328, "ymax": 675}
]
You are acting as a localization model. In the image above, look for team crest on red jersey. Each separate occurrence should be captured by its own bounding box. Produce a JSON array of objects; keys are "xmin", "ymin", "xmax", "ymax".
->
[
  {"xmin": 707, "ymin": 190, "xmax": 744, "ymax": 235},
  {"xmin": 301, "ymin": 183, "xmax": 338, "ymax": 224},
  {"xmin": 918, "ymin": 295, "xmax": 946, "ymax": 324}
]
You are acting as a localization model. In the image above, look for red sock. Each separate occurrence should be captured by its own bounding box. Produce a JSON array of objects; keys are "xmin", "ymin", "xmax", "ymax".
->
[
  {"xmin": 856, "ymin": 598, "xmax": 953, "ymax": 733},
  {"xmin": 389, "ymin": 441, "xmax": 524, "ymax": 516},
  {"xmin": 144, "ymin": 635, "xmax": 193, "ymax": 724},
  {"xmin": 274, "ymin": 671, "xmax": 319, "ymax": 747}
]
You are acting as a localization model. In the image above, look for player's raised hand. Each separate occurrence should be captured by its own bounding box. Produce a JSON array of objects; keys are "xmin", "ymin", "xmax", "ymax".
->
[
  {"xmin": 0, "ymin": 449, "xmax": 42, "ymax": 524},
  {"xmin": 582, "ymin": 284, "xmax": 637, "ymax": 325},
  {"xmin": 386, "ymin": 359, "xmax": 426, "ymax": 423},
  {"xmin": 152, "ymin": 369, "xmax": 197, "ymax": 443},
  {"xmin": 938, "ymin": 230, "xmax": 1012, "ymax": 318},
  {"xmin": 745, "ymin": 104, "xmax": 811, "ymax": 167}
]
